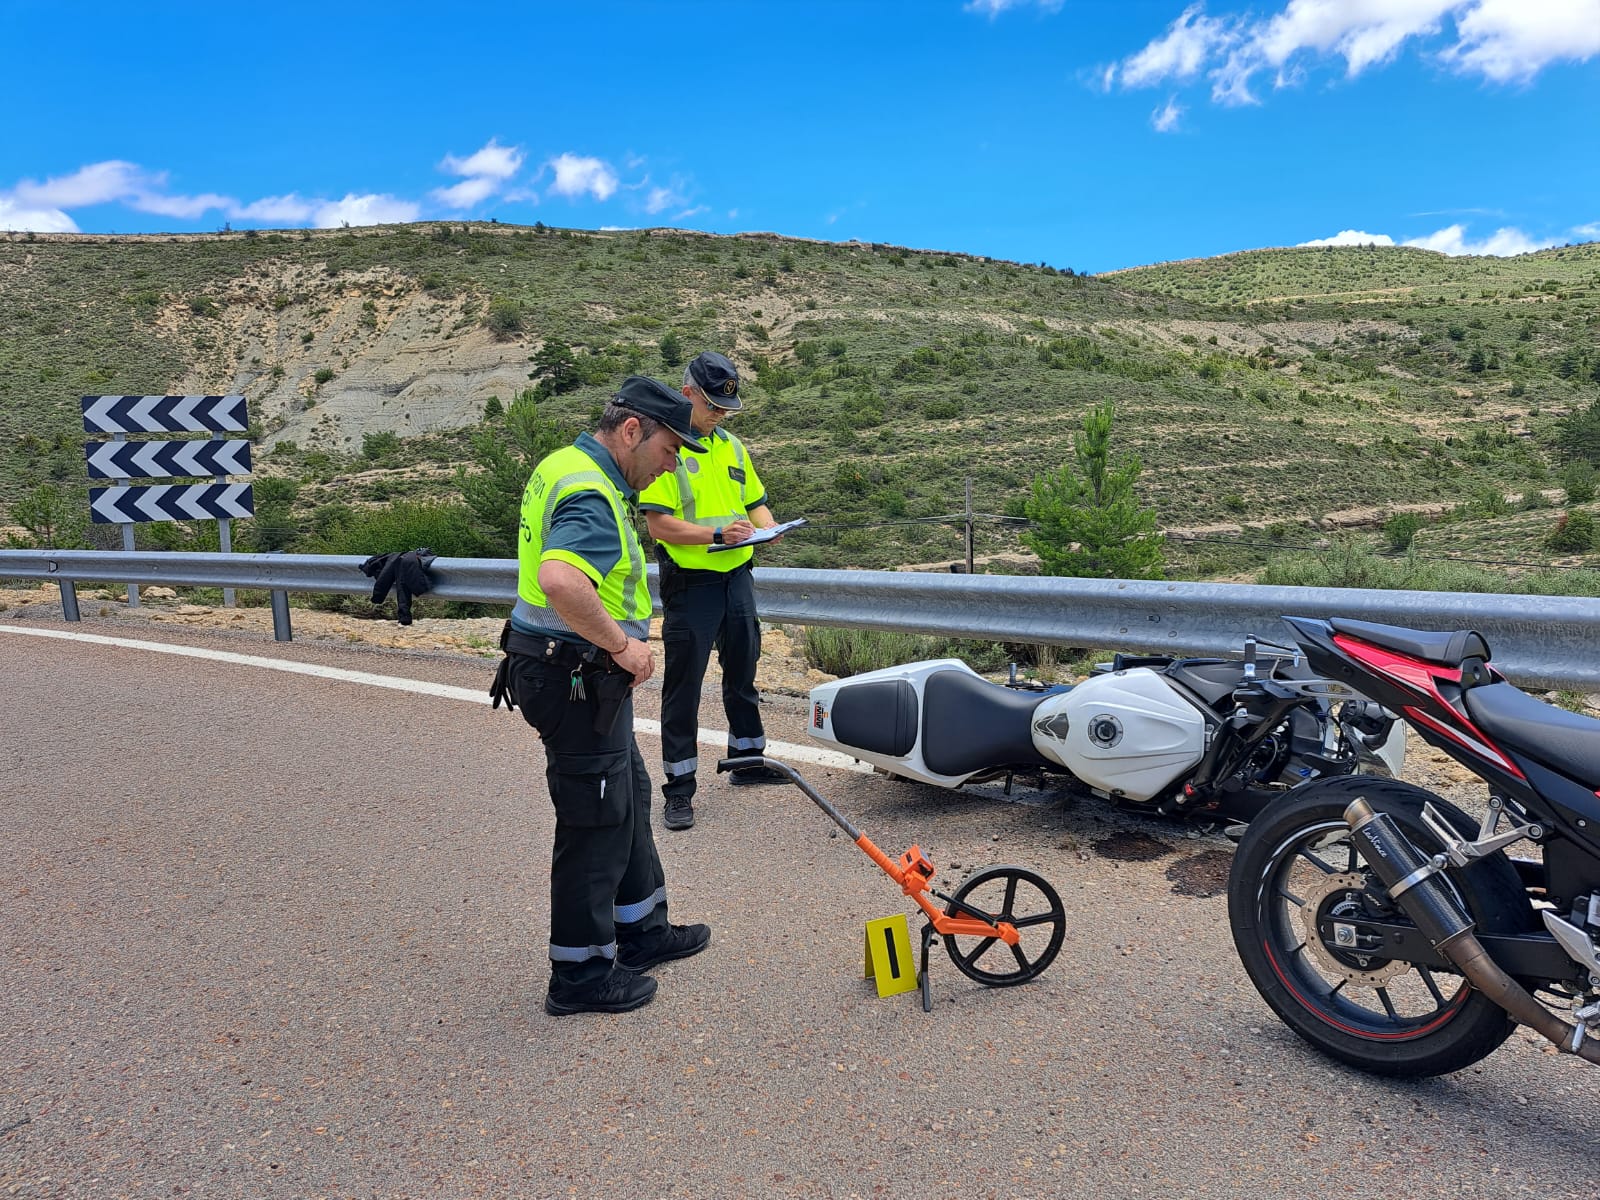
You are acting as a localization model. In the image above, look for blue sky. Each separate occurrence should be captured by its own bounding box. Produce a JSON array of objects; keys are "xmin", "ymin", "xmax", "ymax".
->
[{"xmin": 4, "ymin": 0, "xmax": 1598, "ymax": 272}]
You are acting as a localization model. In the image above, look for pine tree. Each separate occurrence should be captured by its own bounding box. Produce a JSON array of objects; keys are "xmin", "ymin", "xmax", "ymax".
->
[{"xmin": 1022, "ymin": 402, "xmax": 1164, "ymax": 579}]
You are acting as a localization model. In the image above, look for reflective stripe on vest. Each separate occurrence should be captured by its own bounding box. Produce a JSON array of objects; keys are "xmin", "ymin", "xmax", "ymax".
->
[
  {"xmin": 513, "ymin": 444, "xmax": 650, "ymax": 638},
  {"xmin": 657, "ymin": 430, "xmax": 754, "ymax": 573}
]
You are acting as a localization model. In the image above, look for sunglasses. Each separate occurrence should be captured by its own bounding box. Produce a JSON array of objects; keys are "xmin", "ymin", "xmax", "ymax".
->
[{"xmin": 697, "ymin": 389, "xmax": 737, "ymax": 414}]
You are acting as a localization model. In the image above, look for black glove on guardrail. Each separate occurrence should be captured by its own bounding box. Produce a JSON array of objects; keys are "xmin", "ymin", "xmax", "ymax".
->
[{"xmin": 359, "ymin": 547, "xmax": 437, "ymax": 625}]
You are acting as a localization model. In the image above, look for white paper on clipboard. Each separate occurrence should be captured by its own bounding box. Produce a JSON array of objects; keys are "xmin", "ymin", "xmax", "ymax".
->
[{"xmin": 706, "ymin": 516, "xmax": 808, "ymax": 552}]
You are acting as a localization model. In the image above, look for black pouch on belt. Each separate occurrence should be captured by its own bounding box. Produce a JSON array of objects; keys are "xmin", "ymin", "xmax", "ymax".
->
[
  {"xmin": 588, "ymin": 668, "xmax": 632, "ymax": 736},
  {"xmin": 489, "ymin": 621, "xmax": 516, "ymax": 711},
  {"xmin": 654, "ymin": 543, "xmax": 687, "ymax": 600}
]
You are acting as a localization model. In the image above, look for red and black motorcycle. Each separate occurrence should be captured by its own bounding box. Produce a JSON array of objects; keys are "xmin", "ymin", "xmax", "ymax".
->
[{"xmin": 1228, "ymin": 615, "xmax": 1600, "ymax": 1077}]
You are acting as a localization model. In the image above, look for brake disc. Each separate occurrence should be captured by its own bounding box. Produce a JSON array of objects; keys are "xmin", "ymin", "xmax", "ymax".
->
[{"xmin": 1299, "ymin": 871, "xmax": 1409, "ymax": 988}]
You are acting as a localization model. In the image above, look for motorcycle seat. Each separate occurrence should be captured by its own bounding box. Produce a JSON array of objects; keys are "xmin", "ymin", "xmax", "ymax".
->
[
  {"xmin": 1464, "ymin": 682, "xmax": 1600, "ymax": 788},
  {"xmin": 922, "ymin": 669, "xmax": 1049, "ymax": 778},
  {"xmin": 830, "ymin": 679, "xmax": 919, "ymax": 758},
  {"xmin": 1329, "ymin": 618, "xmax": 1491, "ymax": 668}
]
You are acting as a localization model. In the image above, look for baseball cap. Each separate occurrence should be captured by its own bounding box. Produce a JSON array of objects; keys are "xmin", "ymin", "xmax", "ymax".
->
[
  {"xmin": 611, "ymin": 376, "xmax": 708, "ymax": 452},
  {"xmin": 686, "ymin": 351, "xmax": 743, "ymax": 412}
]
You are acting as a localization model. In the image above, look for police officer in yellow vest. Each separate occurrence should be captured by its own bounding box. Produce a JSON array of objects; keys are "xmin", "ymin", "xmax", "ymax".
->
[
  {"xmin": 496, "ymin": 376, "xmax": 712, "ymax": 1016},
  {"xmin": 640, "ymin": 351, "xmax": 787, "ymax": 832}
]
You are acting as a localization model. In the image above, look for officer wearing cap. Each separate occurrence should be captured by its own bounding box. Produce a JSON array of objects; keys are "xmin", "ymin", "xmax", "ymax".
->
[
  {"xmin": 639, "ymin": 351, "xmax": 787, "ymax": 832},
  {"xmin": 493, "ymin": 375, "xmax": 712, "ymax": 1015}
]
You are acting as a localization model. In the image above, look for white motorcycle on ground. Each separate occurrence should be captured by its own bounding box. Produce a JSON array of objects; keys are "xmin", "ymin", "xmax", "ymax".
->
[{"xmin": 806, "ymin": 636, "xmax": 1403, "ymax": 824}]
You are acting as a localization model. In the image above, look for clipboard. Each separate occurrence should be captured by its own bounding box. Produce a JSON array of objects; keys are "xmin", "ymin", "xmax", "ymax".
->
[{"xmin": 707, "ymin": 516, "xmax": 808, "ymax": 552}]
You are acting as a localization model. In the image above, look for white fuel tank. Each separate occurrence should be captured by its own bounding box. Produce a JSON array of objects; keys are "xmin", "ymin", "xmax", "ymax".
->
[{"xmin": 1030, "ymin": 668, "xmax": 1207, "ymax": 802}]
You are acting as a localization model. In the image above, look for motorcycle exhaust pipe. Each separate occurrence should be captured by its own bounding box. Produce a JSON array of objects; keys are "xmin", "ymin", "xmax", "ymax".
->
[
  {"xmin": 1345, "ymin": 798, "xmax": 1600, "ymax": 1065},
  {"xmin": 1345, "ymin": 799, "xmax": 1475, "ymax": 949}
]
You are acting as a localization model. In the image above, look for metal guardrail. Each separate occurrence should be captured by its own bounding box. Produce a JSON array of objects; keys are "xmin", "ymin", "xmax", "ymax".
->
[{"xmin": 1, "ymin": 549, "xmax": 1596, "ymax": 691}]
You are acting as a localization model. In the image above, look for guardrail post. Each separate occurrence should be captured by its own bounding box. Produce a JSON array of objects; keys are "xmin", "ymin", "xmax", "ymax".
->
[
  {"xmin": 270, "ymin": 589, "xmax": 292, "ymax": 641},
  {"xmin": 59, "ymin": 579, "xmax": 80, "ymax": 622}
]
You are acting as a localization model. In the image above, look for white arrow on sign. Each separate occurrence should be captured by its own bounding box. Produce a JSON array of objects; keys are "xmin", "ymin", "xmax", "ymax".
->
[
  {"xmin": 83, "ymin": 396, "xmax": 119, "ymax": 430},
  {"xmin": 170, "ymin": 396, "xmax": 203, "ymax": 430},
  {"xmin": 89, "ymin": 487, "xmax": 131, "ymax": 523},
  {"xmin": 131, "ymin": 441, "xmax": 168, "ymax": 477},
  {"xmin": 219, "ymin": 483, "xmax": 252, "ymax": 514},
  {"xmin": 176, "ymin": 486, "xmax": 213, "ymax": 519},
  {"xmin": 129, "ymin": 396, "xmax": 163, "ymax": 431},
  {"xmin": 133, "ymin": 486, "xmax": 171, "ymax": 521}
]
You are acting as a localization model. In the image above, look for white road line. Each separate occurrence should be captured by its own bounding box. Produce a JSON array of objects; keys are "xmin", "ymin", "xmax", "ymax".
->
[{"xmin": 0, "ymin": 623, "xmax": 870, "ymax": 773}]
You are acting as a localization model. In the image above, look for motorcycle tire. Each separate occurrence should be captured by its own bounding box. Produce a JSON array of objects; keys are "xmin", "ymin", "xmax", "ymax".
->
[{"xmin": 1228, "ymin": 774, "xmax": 1533, "ymax": 1078}]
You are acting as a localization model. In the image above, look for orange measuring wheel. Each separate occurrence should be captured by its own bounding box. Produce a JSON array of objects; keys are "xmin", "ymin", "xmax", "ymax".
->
[{"xmin": 717, "ymin": 756, "xmax": 1066, "ymax": 1011}]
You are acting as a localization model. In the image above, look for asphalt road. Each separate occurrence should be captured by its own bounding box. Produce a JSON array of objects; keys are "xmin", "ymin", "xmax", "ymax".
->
[{"xmin": 3, "ymin": 617, "xmax": 1598, "ymax": 1199}]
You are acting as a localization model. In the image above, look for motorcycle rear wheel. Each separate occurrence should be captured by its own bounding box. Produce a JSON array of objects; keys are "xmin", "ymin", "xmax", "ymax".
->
[
  {"xmin": 943, "ymin": 866, "xmax": 1066, "ymax": 986},
  {"xmin": 1228, "ymin": 775, "xmax": 1532, "ymax": 1077}
]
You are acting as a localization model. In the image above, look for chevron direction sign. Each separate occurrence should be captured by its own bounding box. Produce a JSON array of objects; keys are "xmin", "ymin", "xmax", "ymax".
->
[
  {"xmin": 89, "ymin": 483, "xmax": 255, "ymax": 525},
  {"xmin": 85, "ymin": 437, "xmax": 252, "ymax": 480},
  {"xmin": 81, "ymin": 394, "xmax": 247, "ymax": 434}
]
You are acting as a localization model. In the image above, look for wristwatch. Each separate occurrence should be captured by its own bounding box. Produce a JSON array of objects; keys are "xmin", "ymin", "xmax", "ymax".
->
[{"xmin": 711, "ymin": 527, "xmax": 724, "ymax": 545}]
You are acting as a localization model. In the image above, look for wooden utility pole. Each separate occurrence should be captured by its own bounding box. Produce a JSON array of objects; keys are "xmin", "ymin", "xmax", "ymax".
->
[{"xmin": 965, "ymin": 476, "xmax": 974, "ymax": 575}]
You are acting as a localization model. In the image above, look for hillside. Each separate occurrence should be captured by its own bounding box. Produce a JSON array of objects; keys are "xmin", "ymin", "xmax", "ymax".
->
[{"xmin": 4, "ymin": 225, "xmax": 1599, "ymax": 573}]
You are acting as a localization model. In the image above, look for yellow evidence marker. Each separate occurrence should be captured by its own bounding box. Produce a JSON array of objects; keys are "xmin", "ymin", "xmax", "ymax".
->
[{"xmin": 863, "ymin": 913, "xmax": 919, "ymax": 998}]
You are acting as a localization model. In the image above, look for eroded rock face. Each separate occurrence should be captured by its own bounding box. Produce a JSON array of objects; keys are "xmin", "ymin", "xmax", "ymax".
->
[{"xmin": 163, "ymin": 262, "xmax": 534, "ymax": 452}]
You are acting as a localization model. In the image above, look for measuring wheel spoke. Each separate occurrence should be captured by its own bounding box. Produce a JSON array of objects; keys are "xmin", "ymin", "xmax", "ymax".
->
[
  {"xmin": 942, "ymin": 866, "xmax": 1066, "ymax": 988},
  {"xmin": 958, "ymin": 937, "xmax": 1000, "ymax": 969}
]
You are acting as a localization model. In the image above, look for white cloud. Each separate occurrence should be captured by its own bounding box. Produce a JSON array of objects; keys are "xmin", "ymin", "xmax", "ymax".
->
[
  {"xmin": 4, "ymin": 159, "xmax": 239, "ymax": 226},
  {"xmin": 230, "ymin": 194, "xmax": 316, "ymax": 223},
  {"xmin": 1114, "ymin": 0, "xmax": 1600, "ymax": 104},
  {"xmin": 547, "ymin": 153, "xmax": 619, "ymax": 202},
  {"xmin": 1445, "ymin": 0, "xmax": 1600, "ymax": 80},
  {"xmin": 1151, "ymin": 96, "xmax": 1185, "ymax": 131},
  {"xmin": 0, "ymin": 196, "xmax": 77, "ymax": 232},
  {"xmin": 644, "ymin": 185, "xmax": 685, "ymax": 215},
  {"xmin": 129, "ymin": 190, "xmax": 234, "ymax": 219},
  {"xmin": 433, "ymin": 176, "xmax": 501, "ymax": 209},
  {"xmin": 313, "ymin": 193, "xmax": 421, "ymax": 228},
  {"xmin": 1119, "ymin": 4, "xmax": 1234, "ymax": 87},
  {"xmin": 12, "ymin": 160, "xmax": 152, "ymax": 207},
  {"xmin": 1298, "ymin": 222, "xmax": 1560, "ymax": 254},
  {"xmin": 1574, "ymin": 222, "xmax": 1600, "ymax": 238},
  {"xmin": 440, "ymin": 138, "xmax": 523, "ymax": 181},
  {"xmin": 2, "ymin": 157, "xmax": 435, "ymax": 231},
  {"xmin": 1299, "ymin": 229, "xmax": 1398, "ymax": 247},
  {"xmin": 1403, "ymin": 222, "xmax": 1558, "ymax": 255},
  {"xmin": 433, "ymin": 138, "xmax": 525, "ymax": 210},
  {"xmin": 675, "ymin": 205, "xmax": 710, "ymax": 220}
]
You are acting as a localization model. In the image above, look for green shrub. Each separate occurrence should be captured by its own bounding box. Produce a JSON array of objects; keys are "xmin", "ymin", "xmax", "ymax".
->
[
  {"xmin": 800, "ymin": 626, "xmax": 1009, "ymax": 676},
  {"xmin": 1545, "ymin": 510, "xmax": 1598, "ymax": 554},
  {"xmin": 485, "ymin": 299, "xmax": 524, "ymax": 340},
  {"xmin": 362, "ymin": 430, "xmax": 402, "ymax": 460},
  {"xmin": 305, "ymin": 500, "xmax": 485, "ymax": 558},
  {"xmin": 1563, "ymin": 461, "xmax": 1597, "ymax": 505},
  {"xmin": 1381, "ymin": 511, "xmax": 1424, "ymax": 552}
]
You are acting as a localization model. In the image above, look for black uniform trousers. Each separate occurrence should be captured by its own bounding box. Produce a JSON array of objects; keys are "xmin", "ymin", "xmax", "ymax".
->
[
  {"xmin": 659, "ymin": 562, "xmax": 764, "ymax": 804},
  {"xmin": 508, "ymin": 652, "xmax": 668, "ymax": 985}
]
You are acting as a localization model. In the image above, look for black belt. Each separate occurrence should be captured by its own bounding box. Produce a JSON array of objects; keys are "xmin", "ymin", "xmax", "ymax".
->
[
  {"xmin": 656, "ymin": 544, "xmax": 751, "ymax": 592},
  {"xmin": 500, "ymin": 623, "xmax": 617, "ymax": 671}
]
